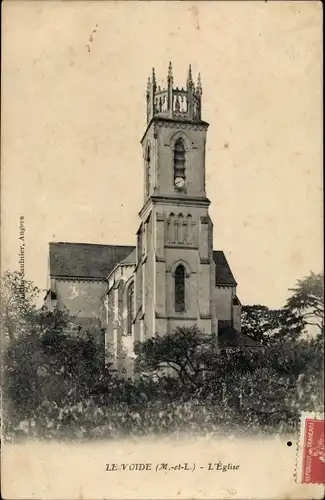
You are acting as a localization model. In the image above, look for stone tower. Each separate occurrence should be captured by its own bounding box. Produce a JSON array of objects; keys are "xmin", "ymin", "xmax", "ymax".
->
[{"xmin": 133, "ymin": 63, "xmax": 215, "ymax": 344}]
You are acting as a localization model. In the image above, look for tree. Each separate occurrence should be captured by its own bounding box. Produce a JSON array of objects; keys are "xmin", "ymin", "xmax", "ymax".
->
[
  {"xmin": 3, "ymin": 306, "xmax": 108, "ymax": 420},
  {"xmin": 134, "ymin": 326, "xmax": 220, "ymax": 387},
  {"xmin": 285, "ymin": 271, "xmax": 324, "ymax": 336},
  {"xmin": 1, "ymin": 270, "xmax": 109, "ymax": 426},
  {"xmin": 135, "ymin": 326, "xmax": 277, "ymax": 390},
  {"xmin": 0, "ymin": 271, "xmax": 41, "ymax": 342},
  {"xmin": 268, "ymin": 338, "xmax": 323, "ymax": 379},
  {"xmin": 241, "ymin": 271, "xmax": 324, "ymax": 345},
  {"xmin": 241, "ymin": 305, "xmax": 302, "ymax": 345}
]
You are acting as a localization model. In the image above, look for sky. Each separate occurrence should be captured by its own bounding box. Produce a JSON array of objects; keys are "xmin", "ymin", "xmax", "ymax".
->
[{"xmin": 1, "ymin": 1, "xmax": 323, "ymax": 308}]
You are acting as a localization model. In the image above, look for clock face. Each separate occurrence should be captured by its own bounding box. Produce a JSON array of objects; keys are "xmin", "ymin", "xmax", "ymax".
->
[{"xmin": 175, "ymin": 177, "xmax": 185, "ymax": 188}]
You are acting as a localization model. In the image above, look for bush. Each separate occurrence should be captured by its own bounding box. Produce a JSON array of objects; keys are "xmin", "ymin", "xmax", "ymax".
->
[
  {"xmin": 2, "ymin": 326, "xmax": 105, "ymax": 421},
  {"xmin": 2, "ymin": 269, "xmax": 323, "ymax": 441},
  {"xmin": 3, "ymin": 367, "xmax": 300, "ymax": 442},
  {"xmin": 3, "ymin": 322, "xmax": 323, "ymax": 441}
]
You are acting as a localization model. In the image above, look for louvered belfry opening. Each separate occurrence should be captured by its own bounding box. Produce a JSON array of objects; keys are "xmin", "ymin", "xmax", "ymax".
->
[{"xmin": 174, "ymin": 138, "xmax": 186, "ymax": 183}]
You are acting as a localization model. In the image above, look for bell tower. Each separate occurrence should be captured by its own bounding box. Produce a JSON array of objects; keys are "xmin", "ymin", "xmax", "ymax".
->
[
  {"xmin": 142, "ymin": 63, "xmax": 208, "ymax": 203},
  {"xmin": 134, "ymin": 63, "xmax": 215, "ymax": 343}
]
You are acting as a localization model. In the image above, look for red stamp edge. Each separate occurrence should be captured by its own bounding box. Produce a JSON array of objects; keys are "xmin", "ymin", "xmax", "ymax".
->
[{"xmin": 296, "ymin": 412, "xmax": 325, "ymax": 484}]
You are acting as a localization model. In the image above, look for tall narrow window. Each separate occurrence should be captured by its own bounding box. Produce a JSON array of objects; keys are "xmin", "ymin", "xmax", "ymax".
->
[
  {"xmin": 173, "ymin": 138, "xmax": 186, "ymax": 184},
  {"xmin": 177, "ymin": 213, "xmax": 184, "ymax": 243},
  {"xmin": 127, "ymin": 282, "xmax": 134, "ymax": 335},
  {"xmin": 175, "ymin": 264, "xmax": 185, "ymax": 312},
  {"xmin": 168, "ymin": 213, "xmax": 175, "ymax": 243},
  {"xmin": 185, "ymin": 214, "xmax": 193, "ymax": 244},
  {"xmin": 137, "ymin": 229, "xmax": 142, "ymax": 263},
  {"xmin": 145, "ymin": 145, "xmax": 151, "ymax": 196}
]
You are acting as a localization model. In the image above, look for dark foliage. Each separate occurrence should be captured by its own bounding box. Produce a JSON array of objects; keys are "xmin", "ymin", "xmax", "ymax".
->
[
  {"xmin": 241, "ymin": 305, "xmax": 303, "ymax": 344},
  {"xmin": 285, "ymin": 271, "xmax": 324, "ymax": 334},
  {"xmin": 1, "ymin": 270, "xmax": 324, "ymax": 441}
]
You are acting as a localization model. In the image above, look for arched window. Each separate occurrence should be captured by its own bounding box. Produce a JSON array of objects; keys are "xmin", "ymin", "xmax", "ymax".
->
[
  {"xmin": 185, "ymin": 214, "xmax": 192, "ymax": 244},
  {"xmin": 173, "ymin": 138, "xmax": 186, "ymax": 183},
  {"xmin": 175, "ymin": 264, "xmax": 185, "ymax": 312},
  {"xmin": 127, "ymin": 282, "xmax": 134, "ymax": 335},
  {"xmin": 177, "ymin": 213, "xmax": 184, "ymax": 243},
  {"xmin": 145, "ymin": 145, "xmax": 151, "ymax": 196},
  {"xmin": 168, "ymin": 213, "xmax": 175, "ymax": 243}
]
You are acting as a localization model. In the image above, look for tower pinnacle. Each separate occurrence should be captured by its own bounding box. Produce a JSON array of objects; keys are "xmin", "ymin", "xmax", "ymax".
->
[
  {"xmin": 152, "ymin": 68, "xmax": 156, "ymax": 88},
  {"xmin": 197, "ymin": 73, "xmax": 202, "ymax": 95},
  {"xmin": 168, "ymin": 61, "xmax": 173, "ymax": 83},
  {"xmin": 187, "ymin": 64, "xmax": 193, "ymax": 87},
  {"xmin": 145, "ymin": 63, "xmax": 202, "ymax": 124}
]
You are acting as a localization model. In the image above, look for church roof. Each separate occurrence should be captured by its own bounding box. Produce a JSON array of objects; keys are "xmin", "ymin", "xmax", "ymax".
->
[
  {"xmin": 213, "ymin": 251, "xmax": 237, "ymax": 286},
  {"xmin": 119, "ymin": 248, "xmax": 137, "ymax": 265},
  {"xmin": 218, "ymin": 327, "xmax": 260, "ymax": 348},
  {"xmin": 49, "ymin": 242, "xmax": 135, "ymax": 279},
  {"xmin": 49, "ymin": 242, "xmax": 237, "ymax": 286}
]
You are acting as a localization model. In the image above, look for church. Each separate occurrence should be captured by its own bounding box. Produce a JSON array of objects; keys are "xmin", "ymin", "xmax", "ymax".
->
[{"xmin": 44, "ymin": 63, "xmax": 247, "ymax": 376}]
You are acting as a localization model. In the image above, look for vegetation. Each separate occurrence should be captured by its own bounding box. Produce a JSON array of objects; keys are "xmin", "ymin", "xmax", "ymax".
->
[
  {"xmin": 241, "ymin": 272, "xmax": 324, "ymax": 345},
  {"xmin": 0, "ymin": 270, "xmax": 40, "ymax": 342},
  {"xmin": 285, "ymin": 271, "xmax": 324, "ymax": 335},
  {"xmin": 241, "ymin": 305, "xmax": 301, "ymax": 344},
  {"xmin": 1, "ymin": 270, "xmax": 323, "ymax": 441}
]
